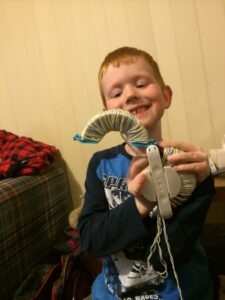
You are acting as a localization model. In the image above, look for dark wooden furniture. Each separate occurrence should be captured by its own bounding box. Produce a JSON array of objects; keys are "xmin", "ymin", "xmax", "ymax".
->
[{"xmin": 214, "ymin": 175, "xmax": 225, "ymax": 202}]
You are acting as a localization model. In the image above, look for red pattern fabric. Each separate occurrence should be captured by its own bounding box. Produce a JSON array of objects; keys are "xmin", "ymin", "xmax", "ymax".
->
[{"xmin": 0, "ymin": 130, "xmax": 57, "ymax": 178}]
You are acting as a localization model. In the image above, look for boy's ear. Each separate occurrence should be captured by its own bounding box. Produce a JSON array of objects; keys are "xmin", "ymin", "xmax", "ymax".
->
[{"xmin": 163, "ymin": 85, "xmax": 172, "ymax": 109}]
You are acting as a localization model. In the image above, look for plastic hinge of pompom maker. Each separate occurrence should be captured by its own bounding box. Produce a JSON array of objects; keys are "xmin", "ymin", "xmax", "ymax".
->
[{"xmin": 141, "ymin": 145, "xmax": 181, "ymax": 219}]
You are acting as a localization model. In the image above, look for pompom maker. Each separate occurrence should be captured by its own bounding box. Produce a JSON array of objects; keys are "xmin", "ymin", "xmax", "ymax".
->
[{"xmin": 141, "ymin": 145, "xmax": 181, "ymax": 219}]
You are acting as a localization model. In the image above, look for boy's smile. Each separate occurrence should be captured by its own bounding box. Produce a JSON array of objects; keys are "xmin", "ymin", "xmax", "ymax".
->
[
  {"xmin": 129, "ymin": 104, "xmax": 150, "ymax": 116},
  {"xmin": 101, "ymin": 58, "xmax": 172, "ymax": 140}
]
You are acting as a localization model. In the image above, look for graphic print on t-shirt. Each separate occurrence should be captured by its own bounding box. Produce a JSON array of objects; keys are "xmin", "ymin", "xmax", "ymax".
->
[{"xmin": 103, "ymin": 174, "xmax": 132, "ymax": 209}]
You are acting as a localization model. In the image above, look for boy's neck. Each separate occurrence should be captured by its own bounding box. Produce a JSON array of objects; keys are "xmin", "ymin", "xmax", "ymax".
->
[
  {"xmin": 146, "ymin": 122, "xmax": 162, "ymax": 142},
  {"xmin": 124, "ymin": 143, "xmax": 145, "ymax": 156}
]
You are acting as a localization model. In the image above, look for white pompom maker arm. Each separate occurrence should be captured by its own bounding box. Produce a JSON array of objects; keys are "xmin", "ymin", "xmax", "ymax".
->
[{"xmin": 141, "ymin": 145, "xmax": 181, "ymax": 219}]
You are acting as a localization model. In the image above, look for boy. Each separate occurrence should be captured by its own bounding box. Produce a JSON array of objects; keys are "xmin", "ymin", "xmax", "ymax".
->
[{"xmin": 77, "ymin": 47, "xmax": 215, "ymax": 299}]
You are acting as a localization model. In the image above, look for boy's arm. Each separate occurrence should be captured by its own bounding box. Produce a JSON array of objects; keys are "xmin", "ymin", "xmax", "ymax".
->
[{"xmin": 77, "ymin": 154, "xmax": 152, "ymax": 257}]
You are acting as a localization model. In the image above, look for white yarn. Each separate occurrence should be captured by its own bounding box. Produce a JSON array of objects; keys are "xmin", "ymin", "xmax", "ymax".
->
[
  {"xmin": 147, "ymin": 214, "xmax": 184, "ymax": 300},
  {"xmin": 162, "ymin": 147, "xmax": 196, "ymax": 207},
  {"xmin": 74, "ymin": 109, "xmax": 149, "ymax": 145}
]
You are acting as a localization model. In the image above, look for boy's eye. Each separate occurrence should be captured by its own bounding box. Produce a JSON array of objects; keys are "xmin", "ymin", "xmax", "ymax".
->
[
  {"xmin": 111, "ymin": 90, "xmax": 121, "ymax": 98},
  {"xmin": 136, "ymin": 80, "xmax": 147, "ymax": 88}
]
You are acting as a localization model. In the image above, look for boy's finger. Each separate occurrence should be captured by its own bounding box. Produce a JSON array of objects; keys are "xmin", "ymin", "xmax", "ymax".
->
[
  {"xmin": 159, "ymin": 140, "xmax": 201, "ymax": 152},
  {"xmin": 128, "ymin": 157, "xmax": 148, "ymax": 179},
  {"xmin": 167, "ymin": 151, "xmax": 207, "ymax": 165},
  {"xmin": 127, "ymin": 173, "xmax": 146, "ymax": 196}
]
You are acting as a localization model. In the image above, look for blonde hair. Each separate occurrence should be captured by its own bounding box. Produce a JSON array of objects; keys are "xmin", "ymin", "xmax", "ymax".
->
[{"xmin": 98, "ymin": 46, "xmax": 165, "ymax": 105}]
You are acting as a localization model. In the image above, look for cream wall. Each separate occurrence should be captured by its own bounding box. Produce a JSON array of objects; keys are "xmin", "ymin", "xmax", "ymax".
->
[{"xmin": 0, "ymin": 0, "xmax": 225, "ymax": 207}]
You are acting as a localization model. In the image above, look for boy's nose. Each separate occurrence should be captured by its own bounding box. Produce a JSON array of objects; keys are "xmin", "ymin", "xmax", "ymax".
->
[{"xmin": 124, "ymin": 85, "xmax": 139, "ymax": 103}]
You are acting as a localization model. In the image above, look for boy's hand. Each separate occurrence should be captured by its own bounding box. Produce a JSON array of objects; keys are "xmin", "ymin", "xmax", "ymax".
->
[
  {"xmin": 127, "ymin": 156, "xmax": 155, "ymax": 217},
  {"xmin": 159, "ymin": 140, "xmax": 211, "ymax": 183},
  {"xmin": 127, "ymin": 140, "xmax": 210, "ymax": 216}
]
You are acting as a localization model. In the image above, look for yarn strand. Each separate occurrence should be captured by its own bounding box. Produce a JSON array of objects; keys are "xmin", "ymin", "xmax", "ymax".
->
[{"xmin": 147, "ymin": 214, "xmax": 184, "ymax": 300}]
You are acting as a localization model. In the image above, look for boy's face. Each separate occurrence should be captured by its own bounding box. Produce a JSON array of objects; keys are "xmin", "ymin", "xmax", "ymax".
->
[{"xmin": 101, "ymin": 57, "xmax": 172, "ymax": 138}]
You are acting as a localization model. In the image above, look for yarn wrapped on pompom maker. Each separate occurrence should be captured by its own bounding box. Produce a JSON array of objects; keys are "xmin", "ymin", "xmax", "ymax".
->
[{"xmin": 74, "ymin": 109, "xmax": 196, "ymax": 220}]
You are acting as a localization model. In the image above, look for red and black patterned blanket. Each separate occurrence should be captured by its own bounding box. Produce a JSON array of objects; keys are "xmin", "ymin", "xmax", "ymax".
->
[{"xmin": 0, "ymin": 130, "xmax": 57, "ymax": 179}]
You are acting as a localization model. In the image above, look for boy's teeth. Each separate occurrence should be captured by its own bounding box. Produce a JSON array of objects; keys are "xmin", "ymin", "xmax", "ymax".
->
[{"xmin": 133, "ymin": 107, "xmax": 146, "ymax": 114}]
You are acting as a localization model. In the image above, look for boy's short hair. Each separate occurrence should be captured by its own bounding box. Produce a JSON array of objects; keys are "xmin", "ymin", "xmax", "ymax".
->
[{"xmin": 98, "ymin": 46, "xmax": 165, "ymax": 105}]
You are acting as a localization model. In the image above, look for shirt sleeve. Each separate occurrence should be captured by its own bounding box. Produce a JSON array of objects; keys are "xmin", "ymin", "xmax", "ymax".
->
[{"xmin": 77, "ymin": 153, "xmax": 152, "ymax": 257}]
